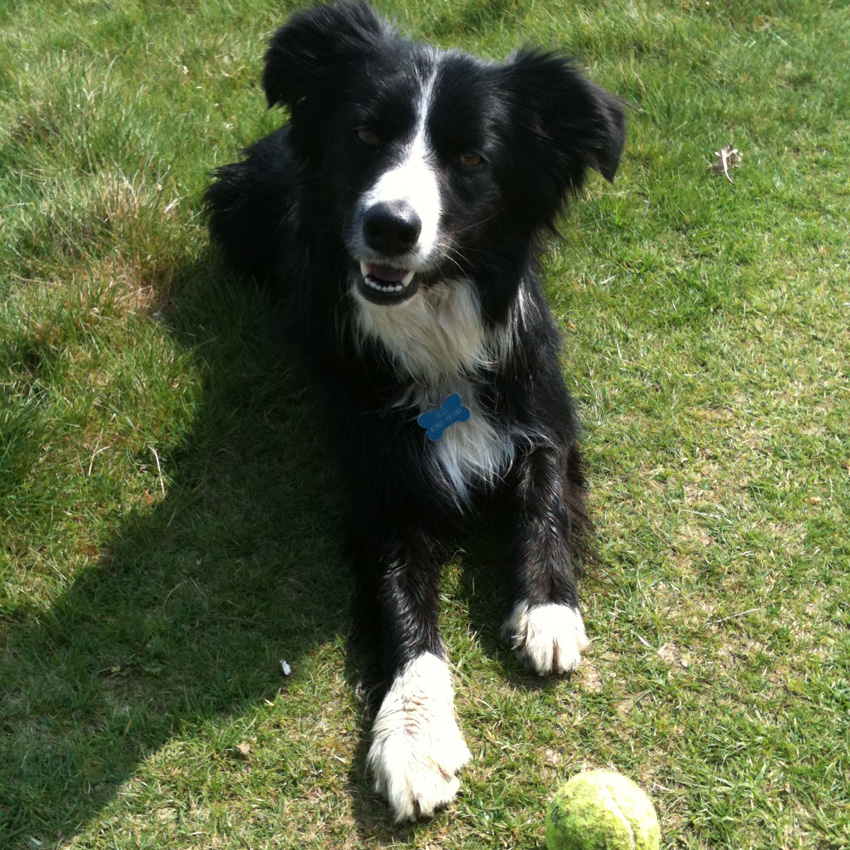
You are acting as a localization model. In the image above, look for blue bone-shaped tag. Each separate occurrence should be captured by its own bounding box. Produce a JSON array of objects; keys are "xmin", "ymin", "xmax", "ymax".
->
[{"xmin": 417, "ymin": 394, "xmax": 471, "ymax": 442}]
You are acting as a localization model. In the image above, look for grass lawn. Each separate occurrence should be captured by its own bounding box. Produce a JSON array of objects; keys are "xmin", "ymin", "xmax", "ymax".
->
[{"xmin": 1, "ymin": 0, "xmax": 848, "ymax": 847}]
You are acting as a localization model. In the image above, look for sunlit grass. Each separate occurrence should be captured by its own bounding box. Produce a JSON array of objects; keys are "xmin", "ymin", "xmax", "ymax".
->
[{"xmin": 1, "ymin": 1, "xmax": 848, "ymax": 848}]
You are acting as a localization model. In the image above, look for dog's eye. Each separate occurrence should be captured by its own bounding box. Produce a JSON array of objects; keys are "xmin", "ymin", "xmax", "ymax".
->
[
  {"xmin": 457, "ymin": 152, "xmax": 482, "ymax": 168},
  {"xmin": 355, "ymin": 128, "xmax": 381, "ymax": 146}
]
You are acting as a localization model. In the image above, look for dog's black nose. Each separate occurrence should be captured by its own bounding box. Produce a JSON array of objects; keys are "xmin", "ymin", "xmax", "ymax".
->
[{"xmin": 363, "ymin": 202, "xmax": 421, "ymax": 256}]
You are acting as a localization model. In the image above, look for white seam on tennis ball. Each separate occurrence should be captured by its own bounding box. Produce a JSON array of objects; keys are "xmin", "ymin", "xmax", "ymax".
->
[{"xmin": 601, "ymin": 783, "xmax": 637, "ymax": 850}]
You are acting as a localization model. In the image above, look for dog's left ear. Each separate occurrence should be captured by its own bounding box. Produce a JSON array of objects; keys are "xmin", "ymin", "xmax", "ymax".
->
[{"xmin": 500, "ymin": 51, "xmax": 626, "ymax": 224}]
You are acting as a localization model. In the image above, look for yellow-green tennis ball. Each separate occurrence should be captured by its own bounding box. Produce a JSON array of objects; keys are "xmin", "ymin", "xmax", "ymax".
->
[{"xmin": 546, "ymin": 770, "xmax": 660, "ymax": 850}]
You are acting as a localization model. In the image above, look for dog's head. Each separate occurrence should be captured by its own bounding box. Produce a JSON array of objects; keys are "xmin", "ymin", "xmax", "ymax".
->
[{"xmin": 264, "ymin": 1, "xmax": 626, "ymax": 308}]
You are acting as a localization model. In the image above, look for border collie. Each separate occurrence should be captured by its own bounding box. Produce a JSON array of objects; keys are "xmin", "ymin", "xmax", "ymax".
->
[{"xmin": 205, "ymin": 1, "xmax": 625, "ymax": 822}]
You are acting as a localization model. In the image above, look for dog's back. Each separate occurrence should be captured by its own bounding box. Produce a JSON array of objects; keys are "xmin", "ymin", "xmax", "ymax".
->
[{"xmin": 205, "ymin": 127, "xmax": 295, "ymax": 283}]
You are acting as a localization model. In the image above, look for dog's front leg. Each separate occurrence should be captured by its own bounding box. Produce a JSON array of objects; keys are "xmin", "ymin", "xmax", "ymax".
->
[
  {"xmin": 352, "ymin": 530, "xmax": 471, "ymax": 821},
  {"xmin": 503, "ymin": 444, "xmax": 590, "ymax": 675}
]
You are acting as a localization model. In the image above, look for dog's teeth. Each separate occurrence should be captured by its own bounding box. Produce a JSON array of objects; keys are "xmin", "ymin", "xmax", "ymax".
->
[
  {"xmin": 360, "ymin": 263, "xmax": 415, "ymax": 296},
  {"xmin": 363, "ymin": 274, "xmax": 406, "ymax": 294}
]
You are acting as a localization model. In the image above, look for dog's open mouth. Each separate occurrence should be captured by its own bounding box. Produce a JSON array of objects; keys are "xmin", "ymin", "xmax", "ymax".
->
[{"xmin": 357, "ymin": 261, "xmax": 420, "ymax": 305}]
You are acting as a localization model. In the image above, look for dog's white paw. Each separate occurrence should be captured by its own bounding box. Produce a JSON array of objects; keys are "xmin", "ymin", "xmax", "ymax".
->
[
  {"xmin": 503, "ymin": 602, "xmax": 588, "ymax": 675},
  {"xmin": 367, "ymin": 652, "xmax": 471, "ymax": 822}
]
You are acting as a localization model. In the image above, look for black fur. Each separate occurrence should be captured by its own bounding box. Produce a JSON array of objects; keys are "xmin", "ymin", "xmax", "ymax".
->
[{"xmin": 205, "ymin": 1, "xmax": 625, "ymax": 820}]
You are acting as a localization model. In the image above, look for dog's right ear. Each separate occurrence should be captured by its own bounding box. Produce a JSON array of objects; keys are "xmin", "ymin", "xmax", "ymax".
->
[{"xmin": 263, "ymin": 1, "xmax": 388, "ymax": 109}]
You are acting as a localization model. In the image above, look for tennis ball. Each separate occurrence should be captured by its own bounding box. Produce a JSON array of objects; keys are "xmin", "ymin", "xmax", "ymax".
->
[{"xmin": 546, "ymin": 770, "xmax": 660, "ymax": 850}]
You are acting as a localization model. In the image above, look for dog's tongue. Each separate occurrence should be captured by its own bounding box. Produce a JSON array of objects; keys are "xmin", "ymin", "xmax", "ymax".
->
[{"xmin": 367, "ymin": 264, "xmax": 407, "ymax": 283}]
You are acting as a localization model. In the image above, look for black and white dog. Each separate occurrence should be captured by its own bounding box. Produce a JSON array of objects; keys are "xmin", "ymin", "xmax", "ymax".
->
[{"xmin": 205, "ymin": 1, "xmax": 625, "ymax": 822}]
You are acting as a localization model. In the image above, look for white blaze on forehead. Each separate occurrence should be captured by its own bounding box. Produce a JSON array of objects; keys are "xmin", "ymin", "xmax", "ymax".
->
[{"xmin": 359, "ymin": 68, "xmax": 442, "ymax": 263}]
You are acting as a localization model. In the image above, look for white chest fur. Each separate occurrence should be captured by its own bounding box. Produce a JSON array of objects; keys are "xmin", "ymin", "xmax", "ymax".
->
[
  {"xmin": 353, "ymin": 279, "xmax": 517, "ymax": 501},
  {"xmin": 354, "ymin": 278, "xmax": 490, "ymax": 383},
  {"xmin": 418, "ymin": 381, "xmax": 514, "ymax": 502}
]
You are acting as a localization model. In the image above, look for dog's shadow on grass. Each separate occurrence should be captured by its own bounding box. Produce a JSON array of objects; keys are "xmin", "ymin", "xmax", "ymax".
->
[
  {"xmin": 1, "ymin": 255, "xmax": 561, "ymax": 846},
  {"xmin": 1, "ymin": 257, "xmax": 376, "ymax": 845}
]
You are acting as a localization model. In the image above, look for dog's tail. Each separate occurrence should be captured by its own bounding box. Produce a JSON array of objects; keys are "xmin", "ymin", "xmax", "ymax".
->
[{"xmin": 204, "ymin": 126, "xmax": 294, "ymax": 283}]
